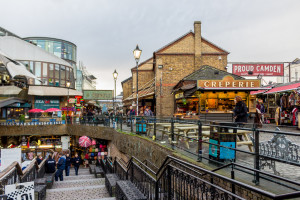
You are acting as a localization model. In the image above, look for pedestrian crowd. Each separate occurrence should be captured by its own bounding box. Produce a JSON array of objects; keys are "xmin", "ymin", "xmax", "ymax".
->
[{"xmin": 40, "ymin": 151, "xmax": 82, "ymax": 182}]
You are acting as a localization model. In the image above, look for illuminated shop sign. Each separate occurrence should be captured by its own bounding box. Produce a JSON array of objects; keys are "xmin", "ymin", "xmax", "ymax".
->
[{"xmin": 197, "ymin": 76, "xmax": 260, "ymax": 88}]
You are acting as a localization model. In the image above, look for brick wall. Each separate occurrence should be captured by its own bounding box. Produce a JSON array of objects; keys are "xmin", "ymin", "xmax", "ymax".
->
[{"xmin": 122, "ymin": 78, "xmax": 133, "ymax": 100}]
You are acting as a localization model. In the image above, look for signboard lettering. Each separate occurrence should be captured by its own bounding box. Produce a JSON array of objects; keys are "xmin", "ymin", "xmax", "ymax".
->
[
  {"xmin": 83, "ymin": 90, "xmax": 113, "ymax": 100},
  {"xmin": 197, "ymin": 76, "xmax": 260, "ymax": 88},
  {"xmin": 232, "ymin": 63, "xmax": 284, "ymax": 76}
]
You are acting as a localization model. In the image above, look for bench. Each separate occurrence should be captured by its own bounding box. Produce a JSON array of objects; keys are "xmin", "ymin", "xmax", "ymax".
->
[
  {"xmin": 34, "ymin": 178, "xmax": 46, "ymax": 186},
  {"xmin": 44, "ymin": 173, "xmax": 55, "ymax": 189},
  {"xmin": 253, "ymin": 128, "xmax": 300, "ymax": 175},
  {"xmin": 34, "ymin": 185, "xmax": 46, "ymax": 200},
  {"xmin": 95, "ymin": 166, "xmax": 104, "ymax": 178},
  {"xmin": 116, "ymin": 180, "xmax": 147, "ymax": 200},
  {"xmin": 89, "ymin": 164, "xmax": 96, "ymax": 174},
  {"xmin": 105, "ymin": 173, "xmax": 120, "ymax": 197}
]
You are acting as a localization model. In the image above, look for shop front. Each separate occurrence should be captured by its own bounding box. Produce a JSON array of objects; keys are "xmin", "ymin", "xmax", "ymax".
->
[{"xmin": 173, "ymin": 67, "xmax": 261, "ymax": 119}]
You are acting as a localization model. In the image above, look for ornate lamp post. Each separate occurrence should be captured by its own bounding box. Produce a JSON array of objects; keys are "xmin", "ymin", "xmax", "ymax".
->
[
  {"xmin": 133, "ymin": 45, "xmax": 142, "ymax": 116},
  {"xmin": 113, "ymin": 69, "xmax": 118, "ymax": 114}
]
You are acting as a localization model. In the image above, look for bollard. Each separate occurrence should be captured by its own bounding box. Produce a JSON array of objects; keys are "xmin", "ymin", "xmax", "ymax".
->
[
  {"xmin": 171, "ymin": 118, "xmax": 174, "ymax": 150},
  {"xmin": 197, "ymin": 120, "xmax": 202, "ymax": 162}
]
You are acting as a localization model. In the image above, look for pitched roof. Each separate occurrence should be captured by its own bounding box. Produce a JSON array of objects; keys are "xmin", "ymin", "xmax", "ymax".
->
[
  {"xmin": 130, "ymin": 57, "xmax": 153, "ymax": 71},
  {"xmin": 182, "ymin": 65, "xmax": 245, "ymax": 81},
  {"xmin": 121, "ymin": 77, "xmax": 132, "ymax": 85}
]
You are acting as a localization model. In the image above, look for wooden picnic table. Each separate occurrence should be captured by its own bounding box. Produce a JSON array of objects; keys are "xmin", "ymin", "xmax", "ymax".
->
[{"xmin": 146, "ymin": 123, "xmax": 171, "ymax": 136}]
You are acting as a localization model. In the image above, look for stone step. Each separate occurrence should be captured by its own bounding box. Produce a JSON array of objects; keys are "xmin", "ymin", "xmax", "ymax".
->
[
  {"xmin": 46, "ymin": 185, "xmax": 110, "ymax": 200},
  {"xmin": 64, "ymin": 174, "xmax": 95, "ymax": 181},
  {"xmin": 91, "ymin": 198, "xmax": 116, "ymax": 200},
  {"xmin": 52, "ymin": 178, "xmax": 105, "ymax": 189}
]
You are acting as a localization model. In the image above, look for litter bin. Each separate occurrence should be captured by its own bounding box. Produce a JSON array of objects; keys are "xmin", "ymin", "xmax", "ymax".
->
[
  {"xmin": 136, "ymin": 117, "xmax": 147, "ymax": 134},
  {"xmin": 209, "ymin": 122, "xmax": 237, "ymax": 162}
]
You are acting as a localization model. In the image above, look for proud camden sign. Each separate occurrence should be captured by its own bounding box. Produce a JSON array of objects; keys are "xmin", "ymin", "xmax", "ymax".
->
[{"xmin": 232, "ymin": 63, "xmax": 284, "ymax": 76}]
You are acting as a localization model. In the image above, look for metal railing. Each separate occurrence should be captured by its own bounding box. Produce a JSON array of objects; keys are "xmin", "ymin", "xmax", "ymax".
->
[
  {"xmin": 111, "ymin": 155, "xmax": 300, "ymax": 200},
  {"xmin": 0, "ymin": 157, "xmax": 47, "ymax": 195}
]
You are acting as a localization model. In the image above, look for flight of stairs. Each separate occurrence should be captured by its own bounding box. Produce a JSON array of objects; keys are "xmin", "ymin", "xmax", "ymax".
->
[{"xmin": 46, "ymin": 167, "xmax": 115, "ymax": 200}]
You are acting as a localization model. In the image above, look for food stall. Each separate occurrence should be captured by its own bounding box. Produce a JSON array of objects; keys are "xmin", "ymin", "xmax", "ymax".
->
[{"xmin": 173, "ymin": 68, "xmax": 261, "ymax": 119}]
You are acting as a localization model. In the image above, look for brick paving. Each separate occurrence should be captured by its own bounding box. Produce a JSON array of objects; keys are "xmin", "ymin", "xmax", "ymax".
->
[{"xmin": 46, "ymin": 168, "xmax": 114, "ymax": 200}]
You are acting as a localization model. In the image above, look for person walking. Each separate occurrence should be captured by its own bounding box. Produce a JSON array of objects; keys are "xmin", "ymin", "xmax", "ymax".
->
[
  {"xmin": 233, "ymin": 96, "xmax": 248, "ymax": 124},
  {"xmin": 144, "ymin": 107, "xmax": 154, "ymax": 117},
  {"xmin": 233, "ymin": 96, "xmax": 248, "ymax": 140},
  {"xmin": 73, "ymin": 153, "xmax": 81, "ymax": 176},
  {"xmin": 45, "ymin": 154, "xmax": 56, "ymax": 173},
  {"xmin": 65, "ymin": 153, "xmax": 71, "ymax": 176},
  {"xmin": 55, "ymin": 152, "xmax": 66, "ymax": 181},
  {"xmin": 36, "ymin": 155, "xmax": 43, "ymax": 165}
]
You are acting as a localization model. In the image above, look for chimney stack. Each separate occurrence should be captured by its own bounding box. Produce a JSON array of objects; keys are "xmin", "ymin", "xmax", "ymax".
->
[{"xmin": 194, "ymin": 21, "xmax": 202, "ymax": 69}]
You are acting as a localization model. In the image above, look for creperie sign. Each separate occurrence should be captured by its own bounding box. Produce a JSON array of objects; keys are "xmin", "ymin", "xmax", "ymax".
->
[
  {"xmin": 232, "ymin": 63, "xmax": 284, "ymax": 76},
  {"xmin": 197, "ymin": 76, "xmax": 260, "ymax": 88}
]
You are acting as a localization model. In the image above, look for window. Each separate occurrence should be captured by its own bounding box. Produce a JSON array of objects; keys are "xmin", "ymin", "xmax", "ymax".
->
[
  {"xmin": 30, "ymin": 61, "xmax": 34, "ymax": 74},
  {"xmin": 20, "ymin": 61, "xmax": 29, "ymax": 71},
  {"xmin": 53, "ymin": 42, "xmax": 61, "ymax": 58},
  {"xmin": 37, "ymin": 40, "xmax": 45, "ymax": 49},
  {"xmin": 35, "ymin": 62, "xmax": 41, "ymax": 85},
  {"xmin": 55, "ymin": 64, "xmax": 60, "ymax": 86},
  {"xmin": 42, "ymin": 63, "xmax": 48, "ymax": 85},
  {"xmin": 45, "ymin": 41, "xmax": 54, "ymax": 54}
]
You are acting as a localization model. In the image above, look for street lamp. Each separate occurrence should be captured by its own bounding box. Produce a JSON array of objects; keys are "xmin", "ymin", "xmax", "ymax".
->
[
  {"xmin": 66, "ymin": 81, "xmax": 70, "ymax": 123},
  {"xmin": 133, "ymin": 45, "xmax": 142, "ymax": 116},
  {"xmin": 113, "ymin": 69, "xmax": 118, "ymax": 114}
]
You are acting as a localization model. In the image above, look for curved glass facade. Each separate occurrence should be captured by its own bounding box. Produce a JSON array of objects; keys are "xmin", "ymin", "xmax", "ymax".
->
[
  {"xmin": 24, "ymin": 38, "xmax": 77, "ymax": 64},
  {"xmin": 19, "ymin": 60, "xmax": 75, "ymax": 88}
]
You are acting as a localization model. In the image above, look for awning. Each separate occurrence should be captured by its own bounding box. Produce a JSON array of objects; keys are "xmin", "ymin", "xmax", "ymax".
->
[
  {"xmin": 0, "ymin": 97, "xmax": 25, "ymax": 108},
  {"xmin": 264, "ymin": 82, "xmax": 300, "ymax": 94},
  {"xmin": 0, "ymin": 51, "xmax": 38, "ymax": 79},
  {"xmin": 28, "ymin": 86, "xmax": 83, "ymax": 96},
  {"xmin": 198, "ymin": 87, "xmax": 265, "ymax": 91},
  {"xmin": 0, "ymin": 85, "xmax": 22, "ymax": 95},
  {"xmin": 124, "ymin": 78, "xmax": 155, "ymax": 101}
]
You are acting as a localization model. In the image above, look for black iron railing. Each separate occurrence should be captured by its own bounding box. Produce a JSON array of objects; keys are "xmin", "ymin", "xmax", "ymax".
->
[{"xmin": 112, "ymin": 155, "xmax": 300, "ymax": 200}]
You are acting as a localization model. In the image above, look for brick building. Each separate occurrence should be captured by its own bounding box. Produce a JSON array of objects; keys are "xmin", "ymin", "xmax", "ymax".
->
[{"xmin": 122, "ymin": 21, "xmax": 229, "ymax": 116}]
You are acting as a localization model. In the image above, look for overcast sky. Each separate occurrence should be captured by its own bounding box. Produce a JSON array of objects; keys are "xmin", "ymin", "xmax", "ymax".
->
[{"xmin": 1, "ymin": 0, "xmax": 300, "ymax": 94}]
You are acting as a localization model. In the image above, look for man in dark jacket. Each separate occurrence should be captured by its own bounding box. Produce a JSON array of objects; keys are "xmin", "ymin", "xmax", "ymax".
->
[
  {"xmin": 65, "ymin": 153, "xmax": 71, "ymax": 176},
  {"xmin": 55, "ymin": 152, "xmax": 66, "ymax": 181},
  {"xmin": 36, "ymin": 155, "xmax": 43, "ymax": 165},
  {"xmin": 73, "ymin": 153, "xmax": 81, "ymax": 175},
  {"xmin": 233, "ymin": 96, "xmax": 248, "ymax": 124},
  {"xmin": 45, "ymin": 154, "xmax": 56, "ymax": 173}
]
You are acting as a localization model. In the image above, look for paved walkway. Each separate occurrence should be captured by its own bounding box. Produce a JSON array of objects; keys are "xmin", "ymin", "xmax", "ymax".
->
[{"xmin": 46, "ymin": 167, "xmax": 115, "ymax": 200}]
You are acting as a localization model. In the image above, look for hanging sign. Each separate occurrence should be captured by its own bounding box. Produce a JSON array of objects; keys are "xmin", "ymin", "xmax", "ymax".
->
[
  {"xmin": 5, "ymin": 181, "xmax": 34, "ymax": 200},
  {"xmin": 232, "ymin": 63, "xmax": 284, "ymax": 76},
  {"xmin": 68, "ymin": 98, "xmax": 76, "ymax": 103},
  {"xmin": 83, "ymin": 90, "xmax": 113, "ymax": 100},
  {"xmin": 175, "ymin": 92, "xmax": 184, "ymax": 99},
  {"xmin": 197, "ymin": 76, "xmax": 260, "ymax": 88}
]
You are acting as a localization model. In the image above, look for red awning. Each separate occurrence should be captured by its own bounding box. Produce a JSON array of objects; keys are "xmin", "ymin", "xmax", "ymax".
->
[
  {"xmin": 264, "ymin": 82, "xmax": 300, "ymax": 94},
  {"xmin": 250, "ymin": 90, "xmax": 267, "ymax": 95}
]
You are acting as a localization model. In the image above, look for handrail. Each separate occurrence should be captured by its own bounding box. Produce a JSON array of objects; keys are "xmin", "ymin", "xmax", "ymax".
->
[{"xmin": 0, "ymin": 162, "xmax": 22, "ymax": 180}]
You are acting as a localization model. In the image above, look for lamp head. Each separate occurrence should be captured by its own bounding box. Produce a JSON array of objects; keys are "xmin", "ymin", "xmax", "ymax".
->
[
  {"xmin": 113, "ymin": 69, "xmax": 118, "ymax": 80},
  {"xmin": 66, "ymin": 81, "xmax": 71, "ymax": 88},
  {"xmin": 133, "ymin": 45, "xmax": 142, "ymax": 62}
]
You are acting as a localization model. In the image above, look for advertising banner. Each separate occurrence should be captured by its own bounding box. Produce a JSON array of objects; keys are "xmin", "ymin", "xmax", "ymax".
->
[
  {"xmin": 0, "ymin": 148, "xmax": 21, "ymax": 172},
  {"xmin": 232, "ymin": 63, "xmax": 284, "ymax": 76},
  {"xmin": 83, "ymin": 90, "xmax": 113, "ymax": 100},
  {"xmin": 197, "ymin": 76, "xmax": 261, "ymax": 88},
  {"xmin": 34, "ymin": 96, "xmax": 60, "ymax": 110},
  {"xmin": 5, "ymin": 181, "xmax": 34, "ymax": 200}
]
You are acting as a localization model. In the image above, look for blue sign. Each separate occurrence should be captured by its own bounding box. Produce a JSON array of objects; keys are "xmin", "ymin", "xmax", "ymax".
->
[
  {"xmin": 34, "ymin": 96, "xmax": 60, "ymax": 110},
  {"xmin": 220, "ymin": 142, "xmax": 236, "ymax": 160},
  {"xmin": 209, "ymin": 139, "xmax": 218, "ymax": 158},
  {"xmin": 102, "ymin": 104, "xmax": 107, "ymax": 113}
]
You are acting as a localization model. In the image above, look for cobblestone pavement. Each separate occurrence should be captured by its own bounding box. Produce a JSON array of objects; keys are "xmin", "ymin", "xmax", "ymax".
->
[{"xmin": 46, "ymin": 168, "xmax": 115, "ymax": 200}]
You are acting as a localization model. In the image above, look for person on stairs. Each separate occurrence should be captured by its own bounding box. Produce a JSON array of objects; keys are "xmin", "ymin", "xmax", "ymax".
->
[
  {"xmin": 65, "ymin": 153, "xmax": 71, "ymax": 176},
  {"xmin": 55, "ymin": 152, "xmax": 66, "ymax": 181},
  {"xmin": 73, "ymin": 153, "xmax": 81, "ymax": 176},
  {"xmin": 45, "ymin": 154, "xmax": 56, "ymax": 173}
]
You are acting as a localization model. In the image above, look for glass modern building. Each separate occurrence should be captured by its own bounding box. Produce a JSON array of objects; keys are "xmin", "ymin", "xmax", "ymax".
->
[{"xmin": 23, "ymin": 37, "xmax": 77, "ymax": 67}]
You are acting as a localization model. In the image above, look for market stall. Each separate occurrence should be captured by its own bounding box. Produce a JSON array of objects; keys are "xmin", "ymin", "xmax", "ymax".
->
[{"xmin": 173, "ymin": 67, "xmax": 261, "ymax": 119}]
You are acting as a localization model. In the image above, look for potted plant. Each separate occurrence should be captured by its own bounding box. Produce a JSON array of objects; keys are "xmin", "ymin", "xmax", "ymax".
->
[{"xmin": 62, "ymin": 114, "xmax": 66, "ymax": 124}]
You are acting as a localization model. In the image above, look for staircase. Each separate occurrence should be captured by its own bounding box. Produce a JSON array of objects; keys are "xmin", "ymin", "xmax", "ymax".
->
[{"xmin": 46, "ymin": 167, "xmax": 115, "ymax": 200}]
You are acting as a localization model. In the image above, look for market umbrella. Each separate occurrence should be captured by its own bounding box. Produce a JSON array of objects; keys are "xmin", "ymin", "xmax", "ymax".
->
[
  {"xmin": 28, "ymin": 109, "xmax": 44, "ymax": 119},
  {"xmin": 44, "ymin": 108, "xmax": 61, "ymax": 112},
  {"xmin": 79, "ymin": 136, "xmax": 92, "ymax": 148},
  {"xmin": 28, "ymin": 109, "xmax": 44, "ymax": 113}
]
